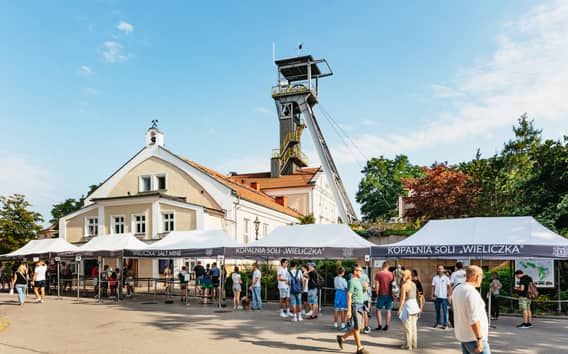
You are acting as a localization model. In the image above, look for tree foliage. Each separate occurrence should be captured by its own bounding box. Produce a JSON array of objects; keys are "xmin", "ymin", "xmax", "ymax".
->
[
  {"xmin": 0, "ymin": 194, "xmax": 44, "ymax": 253},
  {"xmin": 356, "ymin": 155, "xmax": 422, "ymax": 221},
  {"xmin": 403, "ymin": 163, "xmax": 478, "ymax": 220},
  {"xmin": 49, "ymin": 184, "xmax": 100, "ymax": 226}
]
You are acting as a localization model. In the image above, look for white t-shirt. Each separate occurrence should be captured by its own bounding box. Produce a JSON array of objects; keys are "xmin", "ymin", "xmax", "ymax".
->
[
  {"xmin": 432, "ymin": 274, "xmax": 451, "ymax": 299},
  {"xmin": 252, "ymin": 269, "xmax": 262, "ymax": 288},
  {"xmin": 452, "ymin": 283, "xmax": 489, "ymax": 343},
  {"xmin": 232, "ymin": 273, "xmax": 241, "ymax": 287},
  {"xmin": 334, "ymin": 276, "xmax": 347, "ymax": 290},
  {"xmin": 451, "ymin": 269, "xmax": 466, "ymax": 286},
  {"xmin": 34, "ymin": 265, "xmax": 47, "ymax": 281},
  {"xmin": 277, "ymin": 267, "xmax": 289, "ymax": 289}
]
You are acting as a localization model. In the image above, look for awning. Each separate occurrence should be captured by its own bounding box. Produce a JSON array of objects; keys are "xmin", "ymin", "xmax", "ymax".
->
[{"xmin": 0, "ymin": 238, "xmax": 79, "ymax": 260}]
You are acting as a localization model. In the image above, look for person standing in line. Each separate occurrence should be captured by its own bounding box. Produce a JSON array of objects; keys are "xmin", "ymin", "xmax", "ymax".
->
[
  {"xmin": 333, "ymin": 267, "xmax": 348, "ymax": 330},
  {"xmin": 202, "ymin": 264, "xmax": 212, "ymax": 302},
  {"xmin": 488, "ymin": 273, "xmax": 502, "ymax": 320},
  {"xmin": 336, "ymin": 264, "xmax": 370, "ymax": 354},
  {"xmin": 179, "ymin": 266, "xmax": 189, "ymax": 303},
  {"xmin": 514, "ymin": 269, "xmax": 535, "ymax": 328},
  {"xmin": 452, "ymin": 266, "xmax": 491, "ymax": 354},
  {"xmin": 306, "ymin": 263, "xmax": 320, "ymax": 319},
  {"xmin": 432, "ymin": 264, "xmax": 452, "ymax": 329},
  {"xmin": 125, "ymin": 268, "xmax": 135, "ymax": 297},
  {"xmin": 193, "ymin": 261, "xmax": 205, "ymax": 296},
  {"xmin": 33, "ymin": 260, "xmax": 47, "ymax": 303},
  {"xmin": 288, "ymin": 261, "xmax": 304, "ymax": 322},
  {"xmin": 301, "ymin": 264, "xmax": 311, "ymax": 316},
  {"xmin": 374, "ymin": 261, "xmax": 394, "ymax": 331},
  {"xmin": 277, "ymin": 259, "xmax": 292, "ymax": 318},
  {"xmin": 211, "ymin": 262, "xmax": 221, "ymax": 300},
  {"xmin": 398, "ymin": 270, "xmax": 421, "ymax": 350},
  {"xmin": 91, "ymin": 263, "xmax": 99, "ymax": 297},
  {"xmin": 411, "ymin": 270, "xmax": 425, "ymax": 312},
  {"xmin": 451, "ymin": 262, "xmax": 467, "ymax": 287},
  {"xmin": 11, "ymin": 264, "xmax": 28, "ymax": 306},
  {"xmin": 249, "ymin": 262, "xmax": 262, "ymax": 310},
  {"xmin": 360, "ymin": 268, "xmax": 371, "ymax": 333},
  {"xmin": 231, "ymin": 266, "xmax": 242, "ymax": 310}
]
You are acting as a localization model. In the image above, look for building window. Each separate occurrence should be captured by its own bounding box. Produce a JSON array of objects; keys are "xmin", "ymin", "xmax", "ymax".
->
[
  {"xmin": 140, "ymin": 176, "xmax": 152, "ymax": 192},
  {"xmin": 163, "ymin": 212, "xmax": 174, "ymax": 232},
  {"xmin": 156, "ymin": 175, "xmax": 167, "ymax": 190},
  {"xmin": 134, "ymin": 215, "xmax": 146, "ymax": 234},
  {"xmin": 86, "ymin": 217, "xmax": 98, "ymax": 237},
  {"xmin": 112, "ymin": 216, "xmax": 125, "ymax": 234},
  {"xmin": 243, "ymin": 218, "xmax": 250, "ymax": 243}
]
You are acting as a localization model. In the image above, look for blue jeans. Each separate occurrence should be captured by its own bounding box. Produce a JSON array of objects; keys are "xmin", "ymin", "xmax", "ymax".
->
[
  {"xmin": 15, "ymin": 284, "xmax": 26, "ymax": 304},
  {"xmin": 461, "ymin": 340, "xmax": 491, "ymax": 354},
  {"xmin": 251, "ymin": 287, "xmax": 262, "ymax": 310},
  {"xmin": 434, "ymin": 298, "xmax": 448, "ymax": 326}
]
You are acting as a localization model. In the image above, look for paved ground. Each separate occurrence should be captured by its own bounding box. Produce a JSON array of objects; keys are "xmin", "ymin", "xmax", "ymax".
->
[{"xmin": 0, "ymin": 293, "xmax": 566, "ymax": 354}]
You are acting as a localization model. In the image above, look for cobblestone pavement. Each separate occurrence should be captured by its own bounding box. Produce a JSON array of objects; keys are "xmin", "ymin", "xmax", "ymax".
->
[{"xmin": 0, "ymin": 294, "xmax": 566, "ymax": 354}]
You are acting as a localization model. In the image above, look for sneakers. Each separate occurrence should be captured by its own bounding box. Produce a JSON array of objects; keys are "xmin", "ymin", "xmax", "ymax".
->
[
  {"xmin": 334, "ymin": 322, "xmax": 338, "ymax": 328},
  {"xmin": 287, "ymin": 311, "xmax": 294, "ymax": 317},
  {"xmin": 237, "ymin": 305, "xmax": 243, "ymax": 310},
  {"xmin": 363, "ymin": 327, "xmax": 371, "ymax": 334},
  {"xmin": 382, "ymin": 325, "xmax": 389, "ymax": 331},
  {"xmin": 336, "ymin": 335, "xmax": 344, "ymax": 350},
  {"xmin": 375, "ymin": 325, "xmax": 382, "ymax": 331},
  {"xmin": 298, "ymin": 316, "xmax": 303, "ymax": 321},
  {"xmin": 305, "ymin": 310, "xmax": 313, "ymax": 317},
  {"xmin": 279, "ymin": 311, "xmax": 288, "ymax": 318},
  {"xmin": 356, "ymin": 347, "xmax": 370, "ymax": 354},
  {"xmin": 291, "ymin": 317, "xmax": 298, "ymax": 322},
  {"xmin": 517, "ymin": 323, "xmax": 533, "ymax": 329},
  {"xmin": 441, "ymin": 326, "xmax": 447, "ymax": 330}
]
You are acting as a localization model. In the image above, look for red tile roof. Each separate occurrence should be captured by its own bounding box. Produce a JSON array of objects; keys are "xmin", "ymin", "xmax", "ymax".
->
[{"xmin": 229, "ymin": 167, "xmax": 320, "ymax": 190}]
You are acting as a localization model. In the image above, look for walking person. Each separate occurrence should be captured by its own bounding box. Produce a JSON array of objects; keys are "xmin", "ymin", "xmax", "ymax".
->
[
  {"xmin": 11, "ymin": 264, "xmax": 28, "ymax": 306},
  {"xmin": 398, "ymin": 270, "xmax": 421, "ymax": 350},
  {"xmin": 333, "ymin": 267, "xmax": 348, "ymax": 329},
  {"xmin": 277, "ymin": 259, "xmax": 292, "ymax": 318},
  {"xmin": 249, "ymin": 262, "xmax": 262, "ymax": 310},
  {"xmin": 514, "ymin": 269, "xmax": 535, "ymax": 328},
  {"xmin": 432, "ymin": 264, "xmax": 451, "ymax": 329},
  {"xmin": 231, "ymin": 266, "xmax": 242, "ymax": 310},
  {"xmin": 33, "ymin": 260, "xmax": 47, "ymax": 303},
  {"xmin": 336, "ymin": 264, "xmax": 370, "ymax": 354},
  {"xmin": 452, "ymin": 266, "xmax": 491, "ymax": 354},
  {"xmin": 488, "ymin": 273, "xmax": 502, "ymax": 320},
  {"xmin": 374, "ymin": 261, "xmax": 394, "ymax": 331},
  {"xmin": 288, "ymin": 261, "xmax": 304, "ymax": 322}
]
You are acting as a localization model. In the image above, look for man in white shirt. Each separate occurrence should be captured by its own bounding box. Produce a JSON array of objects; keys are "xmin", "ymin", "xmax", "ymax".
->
[
  {"xmin": 249, "ymin": 262, "xmax": 262, "ymax": 310},
  {"xmin": 432, "ymin": 264, "xmax": 451, "ymax": 329},
  {"xmin": 277, "ymin": 259, "xmax": 292, "ymax": 318},
  {"xmin": 452, "ymin": 265, "xmax": 491, "ymax": 354},
  {"xmin": 33, "ymin": 260, "xmax": 48, "ymax": 303},
  {"xmin": 451, "ymin": 262, "xmax": 467, "ymax": 287}
]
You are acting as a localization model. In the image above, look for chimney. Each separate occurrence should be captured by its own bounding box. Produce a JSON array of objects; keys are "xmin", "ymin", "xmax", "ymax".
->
[
  {"xmin": 250, "ymin": 182, "xmax": 261, "ymax": 191},
  {"xmin": 271, "ymin": 152, "xmax": 280, "ymax": 178},
  {"xmin": 275, "ymin": 196, "xmax": 288, "ymax": 207}
]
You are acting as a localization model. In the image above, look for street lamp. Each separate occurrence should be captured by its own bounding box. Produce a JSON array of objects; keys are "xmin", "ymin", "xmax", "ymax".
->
[{"xmin": 254, "ymin": 217, "xmax": 261, "ymax": 240}]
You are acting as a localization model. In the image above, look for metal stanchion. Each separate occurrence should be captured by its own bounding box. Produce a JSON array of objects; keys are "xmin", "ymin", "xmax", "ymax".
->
[
  {"xmin": 56, "ymin": 258, "xmax": 61, "ymax": 299},
  {"xmin": 76, "ymin": 257, "xmax": 81, "ymax": 300},
  {"xmin": 97, "ymin": 256, "xmax": 102, "ymax": 303}
]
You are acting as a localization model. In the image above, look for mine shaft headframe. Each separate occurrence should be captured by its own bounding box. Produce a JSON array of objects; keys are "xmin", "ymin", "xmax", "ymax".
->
[{"xmin": 274, "ymin": 55, "xmax": 333, "ymax": 97}]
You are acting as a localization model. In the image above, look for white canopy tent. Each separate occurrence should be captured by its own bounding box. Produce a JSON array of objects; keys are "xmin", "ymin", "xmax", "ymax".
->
[
  {"xmin": 371, "ymin": 216, "xmax": 568, "ymax": 259},
  {"xmin": 225, "ymin": 224, "xmax": 374, "ymax": 259},
  {"xmin": 1, "ymin": 238, "xmax": 79, "ymax": 260},
  {"xmin": 123, "ymin": 229, "xmax": 243, "ymax": 258},
  {"xmin": 69, "ymin": 233, "xmax": 149, "ymax": 257}
]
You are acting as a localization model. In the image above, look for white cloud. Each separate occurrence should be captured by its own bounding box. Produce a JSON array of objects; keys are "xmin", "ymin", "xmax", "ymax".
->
[
  {"xmin": 79, "ymin": 65, "xmax": 93, "ymax": 76},
  {"xmin": 102, "ymin": 41, "xmax": 130, "ymax": 63},
  {"xmin": 334, "ymin": 0, "xmax": 568, "ymax": 164},
  {"xmin": 0, "ymin": 154, "xmax": 56, "ymax": 222},
  {"xmin": 117, "ymin": 21, "xmax": 134, "ymax": 33},
  {"xmin": 255, "ymin": 107, "xmax": 272, "ymax": 114}
]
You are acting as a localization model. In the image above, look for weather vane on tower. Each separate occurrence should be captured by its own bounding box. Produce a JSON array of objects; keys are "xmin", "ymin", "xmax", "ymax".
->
[{"xmin": 151, "ymin": 119, "xmax": 159, "ymax": 129}]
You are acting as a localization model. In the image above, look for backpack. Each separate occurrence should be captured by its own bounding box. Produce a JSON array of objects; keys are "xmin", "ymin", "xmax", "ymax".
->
[
  {"xmin": 527, "ymin": 281, "xmax": 539, "ymax": 300},
  {"xmin": 315, "ymin": 272, "xmax": 325, "ymax": 288},
  {"xmin": 289, "ymin": 270, "xmax": 302, "ymax": 294}
]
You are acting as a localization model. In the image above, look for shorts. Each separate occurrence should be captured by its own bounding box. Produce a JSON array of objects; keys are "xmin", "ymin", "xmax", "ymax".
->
[
  {"xmin": 290, "ymin": 292, "xmax": 302, "ymax": 306},
  {"xmin": 180, "ymin": 282, "xmax": 188, "ymax": 290},
  {"xmin": 34, "ymin": 280, "xmax": 46, "ymax": 288},
  {"xmin": 196, "ymin": 275, "xmax": 204, "ymax": 286},
  {"xmin": 279, "ymin": 287, "xmax": 290, "ymax": 299},
  {"xmin": 519, "ymin": 297, "xmax": 532, "ymax": 312},
  {"xmin": 376, "ymin": 295, "xmax": 394, "ymax": 310},
  {"xmin": 212, "ymin": 277, "xmax": 220, "ymax": 288},
  {"xmin": 351, "ymin": 304, "xmax": 365, "ymax": 330},
  {"xmin": 233, "ymin": 285, "xmax": 241, "ymax": 293},
  {"xmin": 334, "ymin": 289, "xmax": 347, "ymax": 310},
  {"xmin": 308, "ymin": 288, "xmax": 318, "ymax": 305}
]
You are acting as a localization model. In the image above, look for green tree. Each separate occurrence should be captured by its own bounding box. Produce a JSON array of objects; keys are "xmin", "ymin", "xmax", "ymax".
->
[
  {"xmin": 0, "ymin": 194, "xmax": 44, "ymax": 253},
  {"xmin": 298, "ymin": 214, "xmax": 315, "ymax": 224},
  {"xmin": 49, "ymin": 184, "xmax": 100, "ymax": 226},
  {"xmin": 356, "ymin": 155, "xmax": 422, "ymax": 221}
]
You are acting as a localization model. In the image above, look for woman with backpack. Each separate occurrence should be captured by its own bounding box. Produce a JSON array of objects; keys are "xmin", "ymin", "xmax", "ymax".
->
[
  {"xmin": 288, "ymin": 261, "xmax": 304, "ymax": 322},
  {"xmin": 11, "ymin": 264, "xmax": 28, "ymax": 306}
]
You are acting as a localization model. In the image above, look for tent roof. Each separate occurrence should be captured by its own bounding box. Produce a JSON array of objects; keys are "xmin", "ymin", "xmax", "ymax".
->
[
  {"xmin": 249, "ymin": 224, "xmax": 374, "ymax": 248},
  {"xmin": 148, "ymin": 229, "xmax": 242, "ymax": 249},
  {"xmin": 1, "ymin": 238, "xmax": 79, "ymax": 259},
  {"xmin": 372, "ymin": 216, "xmax": 568, "ymax": 259},
  {"xmin": 73, "ymin": 233, "xmax": 148, "ymax": 256},
  {"xmin": 394, "ymin": 217, "xmax": 568, "ymax": 246}
]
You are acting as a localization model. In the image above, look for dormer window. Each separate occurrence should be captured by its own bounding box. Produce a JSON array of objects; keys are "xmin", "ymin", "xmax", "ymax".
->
[
  {"xmin": 138, "ymin": 175, "xmax": 167, "ymax": 193},
  {"xmin": 156, "ymin": 175, "xmax": 167, "ymax": 190},
  {"xmin": 139, "ymin": 176, "xmax": 152, "ymax": 192}
]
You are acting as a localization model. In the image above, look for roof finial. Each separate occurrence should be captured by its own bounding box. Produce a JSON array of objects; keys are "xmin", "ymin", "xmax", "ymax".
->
[{"xmin": 151, "ymin": 119, "xmax": 159, "ymax": 129}]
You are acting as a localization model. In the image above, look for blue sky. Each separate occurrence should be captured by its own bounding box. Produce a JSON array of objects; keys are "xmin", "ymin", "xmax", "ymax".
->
[{"xmin": 1, "ymin": 1, "xmax": 567, "ymax": 222}]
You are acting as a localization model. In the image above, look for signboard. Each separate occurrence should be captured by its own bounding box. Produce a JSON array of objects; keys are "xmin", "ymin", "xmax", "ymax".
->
[
  {"xmin": 33, "ymin": 257, "xmax": 39, "ymax": 262},
  {"xmin": 75, "ymin": 255, "xmax": 82, "ymax": 262},
  {"xmin": 55, "ymin": 256, "xmax": 61, "ymax": 262},
  {"xmin": 372, "ymin": 244, "xmax": 568, "ymax": 259},
  {"xmin": 225, "ymin": 246, "xmax": 369, "ymax": 259},
  {"xmin": 364, "ymin": 255, "xmax": 370, "ymax": 262},
  {"xmin": 515, "ymin": 259, "xmax": 555, "ymax": 288},
  {"xmin": 217, "ymin": 255, "xmax": 225, "ymax": 265},
  {"xmin": 373, "ymin": 260, "xmax": 385, "ymax": 268}
]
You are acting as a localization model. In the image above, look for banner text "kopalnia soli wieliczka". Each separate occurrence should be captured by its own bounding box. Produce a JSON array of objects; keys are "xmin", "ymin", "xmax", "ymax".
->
[{"xmin": 386, "ymin": 244, "xmax": 521, "ymax": 256}]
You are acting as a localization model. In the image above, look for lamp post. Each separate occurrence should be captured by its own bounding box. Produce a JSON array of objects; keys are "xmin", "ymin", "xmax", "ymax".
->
[{"xmin": 254, "ymin": 217, "xmax": 261, "ymax": 240}]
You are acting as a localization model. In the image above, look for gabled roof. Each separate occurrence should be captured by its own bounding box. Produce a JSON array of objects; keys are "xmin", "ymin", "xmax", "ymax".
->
[
  {"xmin": 229, "ymin": 167, "xmax": 320, "ymax": 190},
  {"xmin": 181, "ymin": 158, "xmax": 302, "ymax": 218}
]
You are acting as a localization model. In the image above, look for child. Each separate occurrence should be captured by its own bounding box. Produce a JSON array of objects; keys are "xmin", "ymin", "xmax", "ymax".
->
[
  {"xmin": 333, "ymin": 267, "xmax": 348, "ymax": 329},
  {"xmin": 232, "ymin": 266, "xmax": 242, "ymax": 310}
]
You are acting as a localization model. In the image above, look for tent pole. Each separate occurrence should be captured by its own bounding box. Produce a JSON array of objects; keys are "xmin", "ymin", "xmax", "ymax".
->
[
  {"xmin": 57, "ymin": 258, "xmax": 61, "ymax": 299},
  {"xmin": 117, "ymin": 255, "xmax": 122, "ymax": 302},
  {"xmin": 558, "ymin": 261, "xmax": 561, "ymax": 314},
  {"xmin": 98, "ymin": 256, "xmax": 102, "ymax": 303}
]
